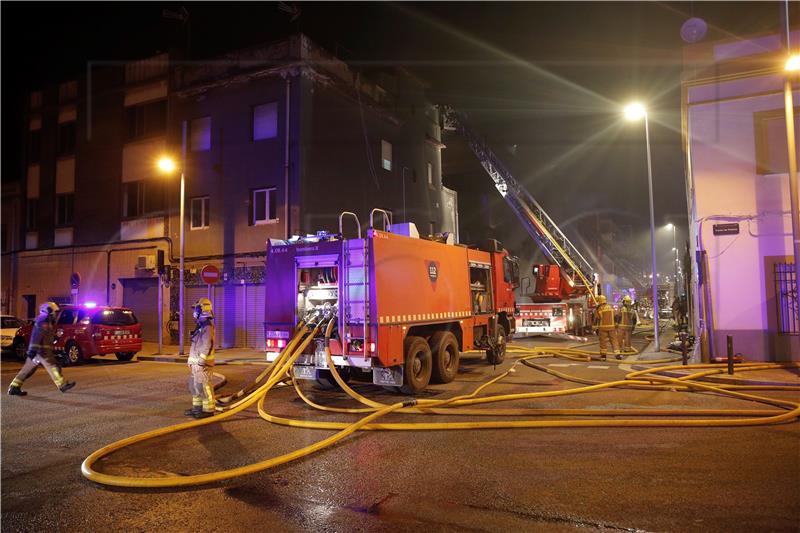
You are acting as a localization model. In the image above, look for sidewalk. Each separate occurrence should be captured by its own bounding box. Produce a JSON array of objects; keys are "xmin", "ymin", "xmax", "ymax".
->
[
  {"xmin": 136, "ymin": 342, "xmax": 267, "ymax": 364},
  {"xmin": 630, "ymin": 329, "xmax": 800, "ymax": 387}
]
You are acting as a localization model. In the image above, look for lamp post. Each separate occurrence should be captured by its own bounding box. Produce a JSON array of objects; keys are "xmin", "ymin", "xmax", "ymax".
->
[
  {"xmin": 625, "ymin": 102, "xmax": 660, "ymax": 350},
  {"xmin": 666, "ymin": 223, "xmax": 678, "ymax": 293},
  {"xmin": 784, "ymin": 54, "xmax": 800, "ymax": 319},
  {"xmin": 157, "ymin": 121, "xmax": 188, "ymax": 355}
]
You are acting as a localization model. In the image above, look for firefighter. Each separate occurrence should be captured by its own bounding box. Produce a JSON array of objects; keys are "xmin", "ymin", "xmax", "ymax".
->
[
  {"xmin": 185, "ymin": 297, "xmax": 216, "ymax": 419},
  {"xmin": 615, "ymin": 295, "xmax": 638, "ymax": 355},
  {"xmin": 593, "ymin": 295, "xmax": 619, "ymax": 360},
  {"xmin": 7, "ymin": 302, "xmax": 76, "ymax": 396}
]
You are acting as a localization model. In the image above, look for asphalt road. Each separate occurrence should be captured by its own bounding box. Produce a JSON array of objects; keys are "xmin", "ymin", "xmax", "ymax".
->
[{"xmin": 2, "ymin": 333, "xmax": 799, "ymax": 532}]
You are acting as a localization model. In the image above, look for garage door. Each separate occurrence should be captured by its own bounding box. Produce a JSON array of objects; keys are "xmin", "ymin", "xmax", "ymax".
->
[{"xmin": 121, "ymin": 277, "xmax": 158, "ymax": 342}]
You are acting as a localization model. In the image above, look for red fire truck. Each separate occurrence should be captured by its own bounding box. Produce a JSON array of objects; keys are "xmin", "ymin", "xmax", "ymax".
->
[{"xmin": 264, "ymin": 210, "xmax": 519, "ymax": 394}]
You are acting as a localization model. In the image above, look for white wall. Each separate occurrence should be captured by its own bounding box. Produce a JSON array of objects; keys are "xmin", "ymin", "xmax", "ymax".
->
[{"xmin": 688, "ymin": 74, "xmax": 798, "ymax": 358}]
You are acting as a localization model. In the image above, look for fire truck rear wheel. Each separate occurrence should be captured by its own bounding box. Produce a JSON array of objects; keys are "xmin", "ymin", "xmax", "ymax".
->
[
  {"xmin": 400, "ymin": 336, "xmax": 432, "ymax": 394},
  {"xmin": 314, "ymin": 367, "xmax": 351, "ymax": 390},
  {"xmin": 486, "ymin": 324, "xmax": 507, "ymax": 365},
  {"xmin": 429, "ymin": 331, "xmax": 460, "ymax": 384}
]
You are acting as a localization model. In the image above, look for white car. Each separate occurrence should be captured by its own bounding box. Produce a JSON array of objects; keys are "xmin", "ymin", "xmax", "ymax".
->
[{"xmin": 1, "ymin": 315, "xmax": 29, "ymax": 360}]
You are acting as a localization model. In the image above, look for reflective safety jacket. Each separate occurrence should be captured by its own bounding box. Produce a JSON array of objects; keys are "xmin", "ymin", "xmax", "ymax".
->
[
  {"xmin": 594, "ymin": 303, "xmax": 616, "ymax": 330},
  {"xmin": 616, "ymin": 305, "xmax": 638, "ymax": 329},
  {"xmin": 28, "ymin": 315, "xmax": 55, "ymax": 358},
  {"xmin": 188, "ymin": 319, "xmax": 215, "ymax": 366}
]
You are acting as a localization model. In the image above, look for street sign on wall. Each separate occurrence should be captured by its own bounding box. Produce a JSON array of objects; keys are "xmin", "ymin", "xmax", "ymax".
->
[
  {"xmin": 712, "ymin": 223, "xmax": 739, "ymax": 236},
  {"xmin": 200, "ymin": 265, "xmax": 220, "ymax": 284}
]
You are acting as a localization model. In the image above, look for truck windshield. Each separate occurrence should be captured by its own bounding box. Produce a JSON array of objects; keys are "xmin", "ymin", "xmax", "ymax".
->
[{"xmin": 92, "ymin": 309, "xmax": 137, "ymax": 326}]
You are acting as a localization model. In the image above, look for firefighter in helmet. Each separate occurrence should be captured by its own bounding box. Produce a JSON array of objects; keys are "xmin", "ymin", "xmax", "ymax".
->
[
  {"xmin": 615, "ymin": 295, "xmax": 638, "ymax": 355},
  {"xmin": 593, "ymin": 295, "xmax": 619, "ymax": 360},
  {"xmin": 185, "ymin": 297, "xmax": 216, "ymax": 418},
  {"xmin": 8, "ymin": 302, "xmax": 76, "ymax": 396}
]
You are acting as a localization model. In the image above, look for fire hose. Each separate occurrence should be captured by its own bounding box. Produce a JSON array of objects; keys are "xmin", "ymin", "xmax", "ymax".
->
[{"xmin": 81, "ymin": 311, "xmax": 800, "ymax": 489}]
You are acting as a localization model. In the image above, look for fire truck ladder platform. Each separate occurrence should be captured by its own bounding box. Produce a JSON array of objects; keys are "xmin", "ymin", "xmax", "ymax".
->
[
  {"xmin": 82, "ymin": 310, "xmax": 800, "ymax": 489},
  {"xmin": 442, "ymin": 107, "xmax": 596, "ymax": 299}
]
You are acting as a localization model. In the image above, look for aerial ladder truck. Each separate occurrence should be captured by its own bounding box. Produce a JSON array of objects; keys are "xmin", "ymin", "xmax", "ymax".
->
[{"xmin": 442, "ymin": 107, "xmax": 598, "ymax": 337}]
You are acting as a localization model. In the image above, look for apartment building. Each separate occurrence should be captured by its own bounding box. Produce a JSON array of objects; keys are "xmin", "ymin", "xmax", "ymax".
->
[{"xmin": 2, "ymin": 34, "xmax": 456, "ymax": 349}]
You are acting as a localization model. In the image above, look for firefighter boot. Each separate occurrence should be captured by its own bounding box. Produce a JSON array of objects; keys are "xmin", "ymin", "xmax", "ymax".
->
[
  {"xmin": 193, "ymin": 410, "xmax": 215, "ymax": 419},
  {"xmin": 184, "ymin": 406, "xmax": 202, "ymax": 417},
  {"xmin": 7, "ymin": 385, "xmax": 27, "ymax": 396},
  {"xmin": 59, "ymin": 381, "xmax": 76, "ymax": 393}
]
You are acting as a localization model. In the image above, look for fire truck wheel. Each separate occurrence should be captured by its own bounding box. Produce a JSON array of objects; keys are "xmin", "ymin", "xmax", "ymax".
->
[
  {"xmin": 429, "ymin": 331, "xmax": 460, "ymax": 384},
  {"xmin": 314, "ymin": 367, "xmax": 351, "ymax": 390},
  {"xmin": 400, "ymin": 336, "xmax": 432, "ymax": 394},
  {"xmin": 486, "ymin": 325, "xmax": 507, "ymax": 365}
]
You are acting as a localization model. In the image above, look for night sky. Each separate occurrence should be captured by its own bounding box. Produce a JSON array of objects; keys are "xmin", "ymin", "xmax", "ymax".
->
[{"xmin": 2, "ymin": 1, "xmax": 793, "ymax": 273}]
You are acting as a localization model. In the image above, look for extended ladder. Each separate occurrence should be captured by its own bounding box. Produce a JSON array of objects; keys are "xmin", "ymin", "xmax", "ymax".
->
[{"xmin": 442, "ymin": 107, "xmax": 597, "ymax": 297}]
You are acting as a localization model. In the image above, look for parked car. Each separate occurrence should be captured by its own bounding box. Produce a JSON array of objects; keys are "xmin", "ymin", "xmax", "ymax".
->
[
  {"xmin": 1, "ymin": 315, "xmax": 30, "ymax": 360},
  {"xmin": 55, "ymin": 304, "xmax": 143, "ymax": 364}
]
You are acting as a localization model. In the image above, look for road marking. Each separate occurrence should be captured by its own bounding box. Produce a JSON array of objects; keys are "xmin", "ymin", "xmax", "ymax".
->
[
  {"xmin": 548, "ymin": 363, "xmax": 574, "ymax": 367},
  {"xmin": 587, "ymin": 365, "xmax": 610, "ymax": 369}
]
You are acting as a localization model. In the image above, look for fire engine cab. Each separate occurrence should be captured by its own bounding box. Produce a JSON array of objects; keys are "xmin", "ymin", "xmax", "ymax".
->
[{"xmin": 264, "ymin": 209, "xmax": 519, "ymax": 394}]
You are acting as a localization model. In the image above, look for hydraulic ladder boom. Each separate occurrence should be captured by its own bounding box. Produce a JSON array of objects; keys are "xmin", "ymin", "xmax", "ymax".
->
[{"xmin": 442, "ymin": 107, "xmax": 597, "ymax": 300}]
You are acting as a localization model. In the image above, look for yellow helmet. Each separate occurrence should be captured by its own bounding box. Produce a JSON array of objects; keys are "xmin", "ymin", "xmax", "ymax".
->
[
  {"xmin": 596, "ymin": 294, "xmax": 607, "ymax": 305},
  {"xmin": 622, "ymin": 295, "xmax": 632, "ymax": 304},
  {"xmin": 39, "ymin": 301, "xmax": 60, "ymax": 316},
  {"xmin": 193, "ymin": 297, "xmax": 213, "ymax": 319}
]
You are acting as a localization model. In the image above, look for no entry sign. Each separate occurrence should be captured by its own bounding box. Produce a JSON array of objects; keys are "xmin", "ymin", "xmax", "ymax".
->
[{"xmin": 200, "ymin": 265, "xmax": 220, "ymax": 284}]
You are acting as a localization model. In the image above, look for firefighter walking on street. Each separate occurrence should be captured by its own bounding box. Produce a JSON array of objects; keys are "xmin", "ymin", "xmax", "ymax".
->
[
  {"xmin": 185, "ymin": 298, "xmax": 216, "ymax": 419},
  {"xmin": 615, "ymin": 295, "xmax": 638, "ymax": 355},
  {"xmin": 593, "ymin": 295, "xmax": 619, "ymax": 361},
  {"xmin": 8, "ymin": 302, "xmax": 76, "ymax": 396}
]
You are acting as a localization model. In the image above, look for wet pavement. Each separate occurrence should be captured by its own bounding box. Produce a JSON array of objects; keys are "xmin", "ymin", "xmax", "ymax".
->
[{"xmin": 2, "ymin": 332, "xmax": 798, "ymax": 532}]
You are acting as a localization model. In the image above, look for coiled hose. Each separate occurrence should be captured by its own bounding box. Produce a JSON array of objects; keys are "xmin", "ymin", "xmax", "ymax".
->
[{"xmin": 82, "ymin": 320, "xmax": 800, "ymax": 489}]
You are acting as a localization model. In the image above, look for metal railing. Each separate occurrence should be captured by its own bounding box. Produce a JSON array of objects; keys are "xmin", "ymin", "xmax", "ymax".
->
[{"xmin": 775, "ymin": 262, "xmax": 798, "ymax": 335}]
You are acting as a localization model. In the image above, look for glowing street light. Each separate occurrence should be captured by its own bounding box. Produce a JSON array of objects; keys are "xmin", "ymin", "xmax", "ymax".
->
[
  {"xmin": 155, "ymin": 123, "xmax": 188, "ymax": 355},
  {"xmin": 157, "ymin": 156, "xmax": 177, "ymax": 173},
  {"xmin": 624, "ymin": 102, "xmax": 647, "ymax": 121},
  {"xmin": 624, "ymin": 102, "xmax": 660, "ymax": 349},
  {"xmin": 786, "ymin": 54, "xmax": 800, "ymax": 72}
]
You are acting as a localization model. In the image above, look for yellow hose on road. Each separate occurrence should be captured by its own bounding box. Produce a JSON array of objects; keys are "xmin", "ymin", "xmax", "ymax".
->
[{"xmin": 81, "ymin": 322, "xmax": 800, "ymax": 489}]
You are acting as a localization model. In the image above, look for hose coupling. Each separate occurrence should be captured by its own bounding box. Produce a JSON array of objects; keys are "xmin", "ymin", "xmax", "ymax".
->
[{"xmin": 402, "ymin": 398, "xmax": 417, "ymax": 407}]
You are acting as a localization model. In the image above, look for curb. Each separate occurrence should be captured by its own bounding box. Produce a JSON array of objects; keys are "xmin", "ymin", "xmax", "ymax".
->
[
  {"xmin": 136, "ymin": 355, "xmax": 267, "ymax": 365},
  {"xmin": 630, "ymin": 365, "xmax": 800, "ymax": 387}
]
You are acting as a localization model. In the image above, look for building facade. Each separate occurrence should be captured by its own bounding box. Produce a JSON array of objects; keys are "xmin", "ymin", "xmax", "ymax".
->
[
  {"xmin": 683, "ymin": 29, "xmax": 799, "ymax": 361},
  {"xmin": 2, "ymin": 34, "xmax": 456, "ymax": 350}
]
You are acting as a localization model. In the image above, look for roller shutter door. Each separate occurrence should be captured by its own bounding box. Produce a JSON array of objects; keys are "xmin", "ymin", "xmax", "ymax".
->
[{"xmin": 121, "ymin": 277, "xmax": 158, "ymax": 342}]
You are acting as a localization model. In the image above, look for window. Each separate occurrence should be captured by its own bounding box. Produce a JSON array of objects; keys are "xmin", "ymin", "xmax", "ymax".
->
[
  {"xmin": 58, "ymin": 121, "xmax": 76, "ymax": 156},
  {"xmin": 381, "ymin": 140, "xmax": 392, "ymax": 171},
  {"xmin": 191, "ymin": 196, "xmax": 210, "ymax": 229},
  {"xmin": 191, "ymin": 117, "xmax": 211, "ymax": 151},
  {"xmin": 26, "ymin": 199, "xmax": 38, "ymax": 230},
  {"xmin": 754, "ymin": 108, "xmax": 800, "ymax": 174},
  {"xmin": 427, "ymin": 162, "xmax": 433, "ymax": 186},
  {"xmin": 253, "ymin": 102, "xmax": 278, "ymax": 140},
  {"xmin": 55, "ymin": 194, "xmax": 74, "ymax": 226},
  {"xmin": 57, "ymin": 308, "xmax": 78, "ymax": 326},
  {"xmin": 92, "ymin": 309, "xmax": 137, "ymax": 326},
  {"xmin": 125, "ymin": 100, "xmax": 167, "ymax": 141},
  {"xmin": 123, "ymin": 180, "xmax": 164, "ymax": 218},
  {"xmin": 28, "ymin": 130, "xmax": 41, "ymax": 163},
  {"xmin": 251, "ymin": 188, "xmax": 277, "ymax": 225}
]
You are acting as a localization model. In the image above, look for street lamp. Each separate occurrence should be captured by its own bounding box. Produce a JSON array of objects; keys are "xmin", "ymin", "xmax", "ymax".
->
[
  {"xmin": 666, "ymin": 223, "xmax": 679, "ymax": 294},
  {"xmin": 783, "ymin": 54, "xmax": 800, "ymax": 318},
  {"xmin": 156, "ymin": 123, "xmax": 188, "ymax": 355},
  {"xmin": 625, "ymin": 102, "xmax": 660, "ymax": 350}
]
